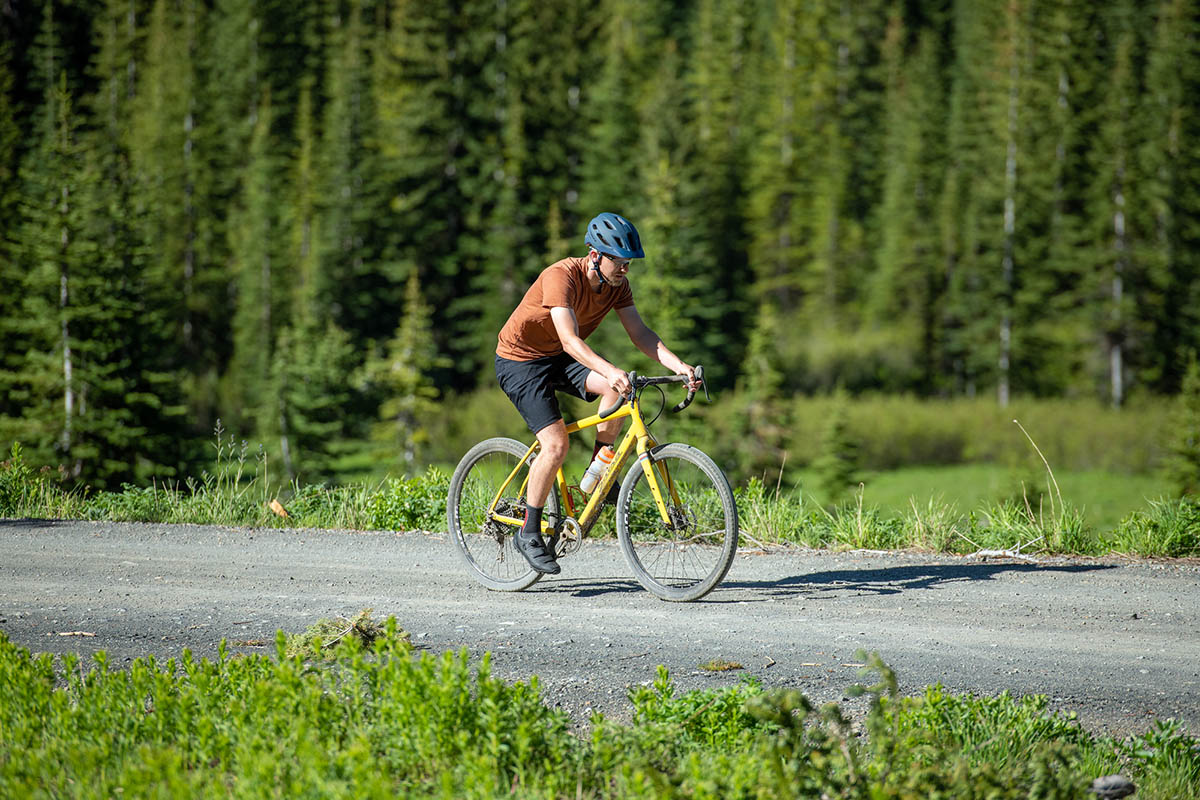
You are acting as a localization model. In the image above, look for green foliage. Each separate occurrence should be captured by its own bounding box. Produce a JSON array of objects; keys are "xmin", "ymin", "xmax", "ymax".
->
[
  {"xmin": 0, "ymin": 443, "xmax": 36, "ymax": 517},
  {"xmin": 367, "ymin": 466, "xmax": 449, "ymax": 531},
  {"xmin": 364, "ymin": 272, "xmax": 449, "ymax": 474},
  {"xmin": 0, "ymin": 628, "xmax": 576, "ymax": 798},
  {"xmin": 282, "ymin": 609, "xmax": 410, "ymax": 661},
  {"xmin": 1165, "ymin": 353, "xmax": 1200, "ymax": 496},
  {"xmin": 1112, "ymin": 497, "xmax": 1200, "ymax": 558},
  {"xmin": 2, "ymin": 633, "xmax": 1197, "ymax": 799},
  {"xmin": 5, "ymin": 0, "xmax": 1200, "ymax": 487},
  {"xmin": 814, "ymin": 393, "xmax": 862, "ymax": 506},
  {"xmin": 626, "ymin": 665, "xmax": 770, "ymax": 753}
]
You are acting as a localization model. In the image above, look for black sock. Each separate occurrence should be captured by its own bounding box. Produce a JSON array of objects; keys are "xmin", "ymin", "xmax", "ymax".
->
[
  {"xmin": 593, "ymin": 439, "xmax": 614, "ymax": 460},
  {"xmin": 522, "ymin": 505, "xmax": 543, "ymax": 537}
]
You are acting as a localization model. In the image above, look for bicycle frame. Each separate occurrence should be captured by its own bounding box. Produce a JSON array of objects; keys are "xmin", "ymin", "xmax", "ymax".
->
[{"xmin": 485, "ymin": 393, "xmax": 679, "ymax": 538}]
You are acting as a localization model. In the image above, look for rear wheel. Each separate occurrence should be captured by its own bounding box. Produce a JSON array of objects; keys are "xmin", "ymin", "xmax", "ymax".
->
[
  {"xmin": 447, "ymin": 437, "xmax": 559, "ymax": 591},
  {"xmin": 616, "ymin": 443, "xmax": 738, "ymax": 601}
]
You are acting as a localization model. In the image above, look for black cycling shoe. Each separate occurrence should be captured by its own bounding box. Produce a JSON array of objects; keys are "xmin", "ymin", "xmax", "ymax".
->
[
  {"xmin": 603, "ymin": 483, "xmax": 620, "ymax": 506},
  {"xmin": 514, "ymin": 531, "xmax": 561, "ymax": 575}
]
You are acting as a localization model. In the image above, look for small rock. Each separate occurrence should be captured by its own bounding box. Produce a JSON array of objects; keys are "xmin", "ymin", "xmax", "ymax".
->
[{"xmin": 1090, "ymin": 775, "xmax": 1135, "ymax": 799}]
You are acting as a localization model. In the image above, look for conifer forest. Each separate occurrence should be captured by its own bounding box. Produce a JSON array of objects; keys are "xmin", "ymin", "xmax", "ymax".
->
[{"xmin": 1, "ymin": 0, "xmax": 1198, "ymax": 489}]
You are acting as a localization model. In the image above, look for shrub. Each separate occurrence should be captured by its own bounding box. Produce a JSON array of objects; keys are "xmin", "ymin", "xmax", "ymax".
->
[
  {"xmin": 367, "ymin": 466, "xmax": 448, "ymax": 530},
  {"xmin": 814, "ymin": 391, "xmax": 862, "ymax": 507},
  {"xmin": 0, "ymin": 442, "xmax": 36, "ymax": 516},
  {"xmin": 1164, "ymin": 353, "xmax": 1200, "ymax": 496},
  {"xmin": 1111, "ymin": 497, "xmax": 1200, "ymax": 558}
]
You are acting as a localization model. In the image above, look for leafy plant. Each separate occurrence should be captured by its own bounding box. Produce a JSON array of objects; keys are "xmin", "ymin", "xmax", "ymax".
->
[
  {"xmin": 813, "ymin": 391, "xmax": 862, "ymax": 507},
  {"xmin": 0, "ymin": 442, "xmax": 36, "ymax": 516},
  {"xmin": 1165, "ymin": 352, "xmax": 1200, "ymax": 496},
  {"xmin": 367, "ymin": 465, "xmax": 448, "ymax": 531},
  {"xmin": 1112, "ymin": 497, "xmax": 1200, "ymax": 558}
]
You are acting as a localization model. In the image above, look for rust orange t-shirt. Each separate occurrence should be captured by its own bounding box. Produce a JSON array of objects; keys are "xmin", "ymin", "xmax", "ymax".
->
[{"xmin": 496, "ymin": 257, "xmax": 635, "ymax": 361}]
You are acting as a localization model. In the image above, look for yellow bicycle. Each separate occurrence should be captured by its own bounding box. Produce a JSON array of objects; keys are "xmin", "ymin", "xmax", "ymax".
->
[{"xmin": 447, "ymin": 366, "xmax": 739, "ymax": 602}]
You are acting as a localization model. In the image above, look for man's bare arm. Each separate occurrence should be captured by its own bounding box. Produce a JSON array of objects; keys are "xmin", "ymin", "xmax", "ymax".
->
[
  {"xmin": 549, "ymin": 306, "xmax": 631, "ymax": 394},
  {"xmin": 616, "ymin": 305, "xmax": 698, "ymax": 388}
]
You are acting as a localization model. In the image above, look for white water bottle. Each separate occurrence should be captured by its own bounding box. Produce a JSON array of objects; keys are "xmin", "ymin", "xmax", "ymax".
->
[{"xmin": 579, "ymin": 446, "xmax": 615, "ymax": 494}]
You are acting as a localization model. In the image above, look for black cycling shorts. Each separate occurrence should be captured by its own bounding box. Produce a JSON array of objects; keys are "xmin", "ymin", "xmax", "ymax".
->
[{"xmin": 495, "ymin": 352, "xmax": 598, "ymax": 434}]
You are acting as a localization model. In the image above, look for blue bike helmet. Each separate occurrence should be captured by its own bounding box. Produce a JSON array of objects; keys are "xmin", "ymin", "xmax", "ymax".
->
[{"xmin": 584, "ymin": 212, "xmax": 645, "ymax": 259}]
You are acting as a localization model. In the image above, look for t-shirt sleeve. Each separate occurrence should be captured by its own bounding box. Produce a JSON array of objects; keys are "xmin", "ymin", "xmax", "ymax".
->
[
  {"xmin": 615, "ymin": 280, "xmax": 635, "ymax": 309},
  {"xmin": 541, "ymin": 265, "xmax": 574, "ymax": 308}
]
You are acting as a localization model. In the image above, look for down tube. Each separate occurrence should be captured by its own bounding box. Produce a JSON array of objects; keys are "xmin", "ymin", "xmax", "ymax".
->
[{"xmin": 635, "ymin": 439, "xmax": 673, "ymax": 524}]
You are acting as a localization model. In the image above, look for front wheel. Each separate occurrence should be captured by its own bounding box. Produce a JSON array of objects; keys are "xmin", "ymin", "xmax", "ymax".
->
[
  {"xmin": 616, "ymin": 443, "xmax": 739, "ymax": 601},
  {"xmin": 447, "ymin": 437, "xmax": 559, "ymax": 592}
]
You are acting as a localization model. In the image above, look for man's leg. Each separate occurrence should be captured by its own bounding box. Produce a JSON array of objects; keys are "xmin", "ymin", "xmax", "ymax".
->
[
  {"xmin": 585, "ymin": 371, "xmax": 625, "ymax": 503},
  {"xmin": 516, "ymin": 420, "xmax": 568, "ymax": 575},
  {"xmin": 586, "ymin": 371, "xmax": 625, "ymax": 444},
  {"xmin": 527, "ymin": 420, "xmax": 568, "ymax": 508}
]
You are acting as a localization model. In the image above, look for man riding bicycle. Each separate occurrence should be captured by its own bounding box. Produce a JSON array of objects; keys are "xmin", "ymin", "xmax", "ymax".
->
[{"xmin": 494, "ymin": 212, "xmax": 700, "ymax": 576}]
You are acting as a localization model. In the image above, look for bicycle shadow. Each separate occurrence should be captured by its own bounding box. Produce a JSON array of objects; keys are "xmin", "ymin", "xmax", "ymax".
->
[
  {"xmin": 534, "ymin": 577, "xmax": 645, "ymax": 598},
  {"xmin": 721, "ymin": 561, "xmax": 1118, "ymax": 601}
]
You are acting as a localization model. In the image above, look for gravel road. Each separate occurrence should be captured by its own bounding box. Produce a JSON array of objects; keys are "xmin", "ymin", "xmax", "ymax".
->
[{"xmin": 1, "ymin": 518, "xmax": 1197, "ymax": 736}]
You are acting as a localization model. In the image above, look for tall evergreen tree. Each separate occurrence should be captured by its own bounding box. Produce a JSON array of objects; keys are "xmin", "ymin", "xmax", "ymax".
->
[
  {"xmin": 0, "ymin": 39, "xmax": 25, "ymax": 422},
  {"xmin": 224, "ymin": 89, "xmax": 284, "ymax": 436},
  {"xmin": 1139, "ymin": 0, "xmax": 1200, "ymax": 391},
  {"xmin": 364, "ymin": 271, "xmax": 447, "ymax": 473},
  {"xmin": 1087, "ymin": 4, "xmax": 1152, "ymax": 407},
  {"xmin": 939, "ymin": 0, "xmax": 1015, "ymax": 399},
  {"xmin": 318, "ymin": 0, "xmax": 398, "ymax": 347},
  {"xmin": 376, "ymin": 0, "xmax": 500, "ymax": 386},
  {"xmin": 869, "ymin": 17, "xmax": 948, "ymax": 394},
  {"xmin": 128, "ymin": 0, "xmax": 197, "ymax": 370}
]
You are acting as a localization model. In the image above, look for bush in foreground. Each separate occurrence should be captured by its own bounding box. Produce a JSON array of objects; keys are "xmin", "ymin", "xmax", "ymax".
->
[{"xmin": 2, "ymin": 632, "xmax": 1197, "ymax": 799}]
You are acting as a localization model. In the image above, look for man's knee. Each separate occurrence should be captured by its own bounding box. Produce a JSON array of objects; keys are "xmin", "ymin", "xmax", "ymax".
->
[{"xmin": 536, "ymin": 425, "xmax": 569, "ymax": 464}]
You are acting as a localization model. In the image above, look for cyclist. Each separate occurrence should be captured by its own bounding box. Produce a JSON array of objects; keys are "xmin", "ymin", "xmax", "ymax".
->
[{"xmin": 494, "ymin": 212, "xmax": 699, "ymax": 575}]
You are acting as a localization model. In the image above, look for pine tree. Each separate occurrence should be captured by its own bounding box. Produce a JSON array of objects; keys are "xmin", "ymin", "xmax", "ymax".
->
[
  {"xmin": 376, "ymin": 0, "xmax": 496, "ymax": 386},
  {"xmin": 5, "ymin": 71, "xmax": 86, "ymax": 467},
  {"xmin": 318, "ymin": 0, "xmax": 398, "ymax": 347},
  {"xmin": 939, "ymin": 0, "xmax": 1012, "ymax": 399},
  {"xmin": 72, "ymin": 0, "xmax": 189, "ymax": 485},
  {"xmin": 1087, "ymin": 5, "xmax": 1149, "ymax": 407},
  {"xmin": 869, "ymin": 18, "xmax": 949, "ymax": 394},
  {"xmin": 127, "ymin": 0, "xmax": 198, "ymax": 370},
  {"xmin": 365, "ymin": 272, "xmax": 448, "ymax": 474},
  {"xmin": 747, "ymin": 0, "xmax": 832, "ymax": 318},
  {"xmin": 1165, "ymin": 352, "xmax": 1200, "ymax": 496},
  {"xmin": 814, "ymin": 390, "xmax": 861, "ymax": 507},
  {"xmin": 1139, "ymin": 0, "xmax": 1200, "ymax": 391},
  {"xmin": 269, "ymin": 320, "xmax": 357, "ymax": 485},
  {"xmin": 0, "ymin": 39, "xmax": 25, "ymax": 422},
  {"xmin": 225, "ymin": 89, "xmax": 283, "ymax": 437}
]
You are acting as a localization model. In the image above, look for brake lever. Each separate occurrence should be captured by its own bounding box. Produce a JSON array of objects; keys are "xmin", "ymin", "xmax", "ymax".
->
[
  {"xmin": 671, "ymin": 365, "xmax": 705, "ymax": 413},
  {"xmin": 597, "ymin": 370, "xmax": 637, "ymax": 419}
]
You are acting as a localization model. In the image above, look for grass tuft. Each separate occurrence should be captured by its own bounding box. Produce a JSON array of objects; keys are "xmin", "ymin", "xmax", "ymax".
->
[{"xmin": 281, "ymin": 609, "xmax": 410, "ymax": 660}]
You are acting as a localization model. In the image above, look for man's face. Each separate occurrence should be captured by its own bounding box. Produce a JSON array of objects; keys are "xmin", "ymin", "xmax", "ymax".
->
[{"xmin": 601, "ymin": 254, "xmax": 630, "ymax": 284}]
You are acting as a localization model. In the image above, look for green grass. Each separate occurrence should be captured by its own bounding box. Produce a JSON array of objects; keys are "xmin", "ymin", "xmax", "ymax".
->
[
  {"xmin": 2, "ymin": 632, "xmax": 1196, "ymax": 799},
  {"xmin": 790, "ymin": 464, "xmax": 1171, "ymax": 535},
  {"xmin": 4, "ymin": 439, "xmax": 1197, "ymax": 558}
]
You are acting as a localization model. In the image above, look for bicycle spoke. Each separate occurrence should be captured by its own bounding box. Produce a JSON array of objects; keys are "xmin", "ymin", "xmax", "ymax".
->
[
  {"xmin": 616, "ymin": 444, "xmax": 738, "ymax": 601},
  {"xmin": 448, "ymin": 438, "xmax": 554, "ymax": 592}
]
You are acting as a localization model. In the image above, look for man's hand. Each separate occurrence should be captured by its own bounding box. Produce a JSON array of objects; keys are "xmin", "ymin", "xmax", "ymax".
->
[
  {"xmin": 676, "ymin": 364, "xmax": 701, "ymax": 392},
  {"xmin": 607, "ymin": 367, "xmax": 632, "ymax": 396}
]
